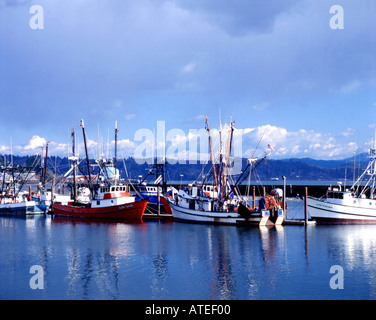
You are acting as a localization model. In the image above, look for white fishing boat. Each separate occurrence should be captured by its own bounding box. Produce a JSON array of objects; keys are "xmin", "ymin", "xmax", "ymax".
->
[
  {"xmin": 169, "ymin": 117, "xmax": 285, "ymax": 226},
  {"xmin": 169, "ymin": 187, "xmax": 279, "ymax": 225},
  {"xmin": 0, "ymin": 190, "xmax": 45, "ymax": 215},
  {"xmin": 308, "ymin": 139, "xmax": 376, "ymax": 224},
  {"xmin": 0, "ymin": 167, "xmax": 45, "ymax": 215}
]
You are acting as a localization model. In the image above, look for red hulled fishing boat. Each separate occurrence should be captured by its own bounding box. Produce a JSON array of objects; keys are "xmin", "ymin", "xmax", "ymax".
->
[
  {"xmin": 53, "ymin": 185, "xmax": 148, "ymax": 220},
  {"xmin": 52, "ymin": 120, "xmax": 147, "ymax": 220}
]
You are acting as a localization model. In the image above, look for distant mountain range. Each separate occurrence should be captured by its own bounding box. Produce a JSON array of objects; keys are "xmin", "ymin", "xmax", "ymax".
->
[{"xmin": 0, "ymin": 152, "xmax": 370, "ymax": 184}]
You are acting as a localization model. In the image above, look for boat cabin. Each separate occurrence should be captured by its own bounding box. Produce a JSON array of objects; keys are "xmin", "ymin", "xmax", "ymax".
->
[
  {"xmin": 202, "ymin": 185, "xmax": 218, "ymax": 198},
  {"xmin": 326, "ymin": 191, "xmax": 345, "ymax": 199},
  {"xmin": 137, "ymin": 185, "xmax": 159, "ymax": 195},
  {"xmin": 91, "ymin": 185, "xmax": 135, "ymax": 208},
  {"xmin": 94, "ymin": 185, "xmax": 130, "ymax": 200}
]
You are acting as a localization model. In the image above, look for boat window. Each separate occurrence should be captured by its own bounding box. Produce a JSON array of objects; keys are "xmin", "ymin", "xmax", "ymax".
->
[
  {"xmin": 111, "ymin": 187, "xmax": 115, "ymax": 192},
  {"xmin": 97, "ymin": 201, "xmax": 100, "ymax": 205},
  {"xmin": 328, "ymin": 192, "xmax": 344, "ymax": 199}
]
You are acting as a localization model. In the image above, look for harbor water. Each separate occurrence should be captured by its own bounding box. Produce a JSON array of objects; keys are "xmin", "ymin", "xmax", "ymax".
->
[{"xmin": 1, "ymin": 200, "xmax": 376, "ymax": 300}]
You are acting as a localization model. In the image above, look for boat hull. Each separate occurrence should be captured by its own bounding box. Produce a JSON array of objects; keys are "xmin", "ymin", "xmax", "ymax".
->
[
  {"xmin": 0, "ymin": 200, "xmax": 45, "ymax": 215},
  {"xmin": 142, "ymin": 197, "xmax": 172, "ymax": 215},
  {"xmin": 307, "ymin": 196, "xmax": 376, "ymax": 224},
  {"xmin": 169, "ymin": 200, "xmax": 270, "ymax": 226},
  {"xmin": 52, "ymin": 199, "xmax": 148, "ymax": 220}
]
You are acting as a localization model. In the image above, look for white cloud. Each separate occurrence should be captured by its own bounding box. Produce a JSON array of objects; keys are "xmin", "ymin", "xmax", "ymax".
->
[
  {"xmin": 113, "ymin": 99, "xmax": 123, "ymax": 108},
  {"xmin": 182, "ymin": 62, "xmax": 197, "ymax": 73},
  {"xmin": 255, "ymin": 124, "xmax": 287, "ymax": 147},
  {"xmin": 341, "ymin": 128, "xmax": 355, "ymax": 137},
  {"xmin": 252, "ymin": 101, "xmax": 269, "ymax": 111},
  {"xmin": 116, "ymin": 139, "xmax": 136, "ymax": 150},
  {"xmin": 50, "ymin": 142, "xmax": 68, "ymax": 154},
  {"xmin": 0, "ymin": 145, "xmax": 9, "ymax": 153},
  {"xmin": 125, "ymin": 114, "xmax": 136, "ymax": 120},
  {"xmin": 242, "ymin": 125, "xmax": 359, "ymax": 160},
  {"xmin": 24, "ymin": 136, "xmax": 47, "ymax": 151},
  {"xmin": 339, "ymin": 80, "xmax": 361, "ymax": 94},
  {"xmin": 86, "ymin": 139, "xmax": 98, "ymax": 148}
]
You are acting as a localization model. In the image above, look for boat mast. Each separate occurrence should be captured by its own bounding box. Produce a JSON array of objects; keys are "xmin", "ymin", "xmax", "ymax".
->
[
  {"xmin": 71, "ymin": 128, "xmax": 77, "ymax": 202},
  {"xmin": 205, "ymin": 117, "xmax": 218, "ymax": 194},
  {"xmin": 40, "ymin": 145, "xmax": 44, "ymax": 185},
  {"xmin": 218, "ymin": 122, "xmax": 223, "ymax": 199},
  {"xmin": 80, "ymin": 119, "xmax": 93, "ymax": 192},
  {"xmin": 114, "ymin": 120, "xmax": 118, "ymax": 169},
  {"xmin": 352, "ymin": 136, "xmax": 376, "ymax": 198},
  {"xmin": 43, "ymin": 142, "xmax": 49, "ymax": 186},
  {"xmin": 222, "ymin": 116, "xmax": 234, "ymax": 198},
  {"xmin": 368, "ymin": 135, "xmax": 376, "ymax": 199}
]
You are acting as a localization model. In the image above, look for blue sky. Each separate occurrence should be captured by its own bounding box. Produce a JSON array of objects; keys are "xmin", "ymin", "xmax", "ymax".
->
[{"xmin": 0, "ymin": 0, "xmax": 375, "ymax": 161}]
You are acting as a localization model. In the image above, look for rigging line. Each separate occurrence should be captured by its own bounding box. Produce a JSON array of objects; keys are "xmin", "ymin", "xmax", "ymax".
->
[
  {"xmin": 121, "ymin": 154, "xmax": 143, "ymax": 199},
  {"xmin": 251, "ymin": 131, "xmax": 266, "ymax": 159}
]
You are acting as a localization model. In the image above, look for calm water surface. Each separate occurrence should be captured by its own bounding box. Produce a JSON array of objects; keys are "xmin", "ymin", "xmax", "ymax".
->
[{"xmin": 1, "ymin": 203, "xmax": 376, "ymax": 300}]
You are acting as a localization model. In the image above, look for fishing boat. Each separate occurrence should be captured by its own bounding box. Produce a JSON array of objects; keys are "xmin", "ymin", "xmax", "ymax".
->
[
  {"xmin": 135, "ymin": 184, "xmax": 172, "ymax": 215},
  {"xmin": 0, "ymin": 193, "xmax": 45, "ymax": 215},
  {"xmin": 307, "ymin": 138, "xmax": 376, "ymax": 224},
  {"xmin": 0, "ymin": 166, "xmax": 45, "ymax": 215},
  {"xmin": 53, "ymin": 185, "xmax": 148, "ymax": 219},
  {"xmin": 132, "ymin": 160, "xmax": 173, "ymax": 216},
  {"xmin": 52, "ymin": 120, "xmax": 148, "ymax": 220},
  {"xmin": 30, "ymin": 142, "xmax": 72, "ymax": 213},
  {"xmin": 168, "ymin": 117, "xmax": 285, "ymax": 226}
]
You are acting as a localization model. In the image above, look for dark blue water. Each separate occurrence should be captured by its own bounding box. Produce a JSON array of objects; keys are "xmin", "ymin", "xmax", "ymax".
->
[{"xmin": 1, "ymin": 209, "xmax": 376, "ymax": 300}]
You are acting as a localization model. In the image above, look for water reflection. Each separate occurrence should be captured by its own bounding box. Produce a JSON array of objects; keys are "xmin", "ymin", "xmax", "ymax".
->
[
  {"xmin": 151, "ymin": 254, "xmax": 169, "ymax": 299},
  {"xmin": 313, "ymin": 225, "xmax": 376, "ymax": 299},
  {"xmin": 206, "ymin": 227, "xmax": 236, "ymax": 300},
  {"xmin": 2, "ymin": 214, "xmax": 376, "ymax": 299},
  {"xmin": 53, "ymin": 216, "xmax": 144, "ymax": 299}
]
